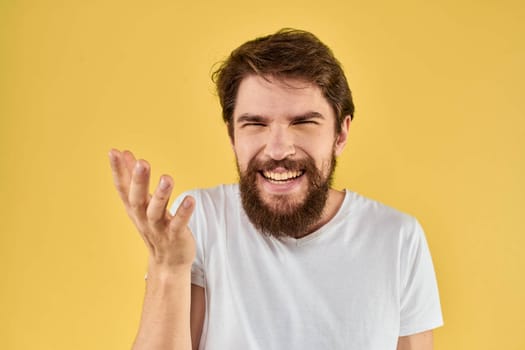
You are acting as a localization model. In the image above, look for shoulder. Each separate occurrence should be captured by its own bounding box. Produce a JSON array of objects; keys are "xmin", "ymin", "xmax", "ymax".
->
[
  {"xmin": 171, "ymin": 184, "xmax": 242, "ymax": 230},
  {"xmin": 345, "ymin": 190, "xmax": 417, "ymax": 231},
  {"xmin": 188, "ymin": 184, "xmax": 239, "ymax": 211}
]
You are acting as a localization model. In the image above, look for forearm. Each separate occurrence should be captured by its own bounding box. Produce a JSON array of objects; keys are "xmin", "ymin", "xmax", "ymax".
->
[{"xmin": 132, "ymin": 266, "xmax": 192, "ymax": 350}]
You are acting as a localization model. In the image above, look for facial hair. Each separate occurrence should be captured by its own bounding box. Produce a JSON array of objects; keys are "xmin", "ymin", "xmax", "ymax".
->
[{"xmin": 238, "ymin": 154, "xmax": 336, "ymax": 239}]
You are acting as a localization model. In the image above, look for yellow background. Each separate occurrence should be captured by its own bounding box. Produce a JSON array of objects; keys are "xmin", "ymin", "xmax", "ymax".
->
[{"xmin": 1, "ymin": 0, "xmax": 524, "ymax": 348}]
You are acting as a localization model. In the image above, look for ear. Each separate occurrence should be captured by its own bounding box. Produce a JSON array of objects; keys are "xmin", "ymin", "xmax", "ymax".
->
[{"xmin": 334, "ymin": 116, "xmax": 351, "ymax": 156}]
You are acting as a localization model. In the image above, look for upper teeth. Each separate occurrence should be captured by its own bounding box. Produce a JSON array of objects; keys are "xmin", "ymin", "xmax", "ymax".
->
[{"xmin": 263, "ymin": 170, "xmax": 303, "ymax": 181}]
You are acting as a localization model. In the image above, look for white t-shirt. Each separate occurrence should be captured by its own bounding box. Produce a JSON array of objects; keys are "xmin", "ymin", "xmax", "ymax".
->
[{"xmin": 172, "ymin": 184, "xmax": 443, "ymax": 350}]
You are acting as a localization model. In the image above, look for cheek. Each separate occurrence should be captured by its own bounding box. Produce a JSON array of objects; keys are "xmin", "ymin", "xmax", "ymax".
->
[
  {"xmin": 310, "ymin": 148, "xmax": 337, "ymax": 175},
  {"xmin": 234, "ymin": 132, "xmax": 265, "ymax": 156},
  {"xmin": 300, "ymin": 138, "xmax": 333, "ymax": 160},
  {"xmin": 233, "ymin": 143, "xmax": 257, "ymax": 171}
]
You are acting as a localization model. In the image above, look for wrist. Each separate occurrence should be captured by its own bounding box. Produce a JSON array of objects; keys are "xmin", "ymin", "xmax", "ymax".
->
[{"xmin": 146, "ymin": 261, "xmax": 192, "ymax": 281}]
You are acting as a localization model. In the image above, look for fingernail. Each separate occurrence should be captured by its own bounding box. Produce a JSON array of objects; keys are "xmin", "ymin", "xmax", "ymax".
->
[
  {"xmin": 135, "ymin": 162, "xmax": 145, "ymax": 174},
  {"xmin": 183, "ymin": 197, "xmax": 192, "ymax": 208},
  {"xmin": 159, "ymin": 178, "xmax": 170, "ymax": 190}
]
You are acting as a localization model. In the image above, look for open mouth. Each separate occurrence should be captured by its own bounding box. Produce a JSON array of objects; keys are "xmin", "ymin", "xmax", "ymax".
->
[{"xmin": 260, "ymin": 169, "xmax": 305, "ymax": 183}]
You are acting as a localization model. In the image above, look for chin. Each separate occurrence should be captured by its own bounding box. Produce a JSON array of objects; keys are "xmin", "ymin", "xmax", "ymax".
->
[{"xmin": 260, "ymin": 191, "xmax": 307, "ymax": 215}]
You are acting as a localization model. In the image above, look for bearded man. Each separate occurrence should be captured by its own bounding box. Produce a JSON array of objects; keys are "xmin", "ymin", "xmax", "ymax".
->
[{"xmin": 109, "ymin": 29, "xmax": 443, "ymax": 350}]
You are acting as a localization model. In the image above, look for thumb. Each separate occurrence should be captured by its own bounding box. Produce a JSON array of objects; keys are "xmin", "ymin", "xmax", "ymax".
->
[{"xmin": 168, "ymin": 195, "xmax": 195, "ymax": 235}]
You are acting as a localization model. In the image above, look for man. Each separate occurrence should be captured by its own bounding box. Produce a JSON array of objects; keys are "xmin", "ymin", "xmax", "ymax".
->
[{"xmin": 109, "ymin": 29, "xmax": 443, "ymax": 350}]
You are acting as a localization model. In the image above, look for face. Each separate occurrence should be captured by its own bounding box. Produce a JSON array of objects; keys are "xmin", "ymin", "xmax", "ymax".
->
[{"xmin": 231, "ymin": 75, "xmax": 349, "ymax": 238}]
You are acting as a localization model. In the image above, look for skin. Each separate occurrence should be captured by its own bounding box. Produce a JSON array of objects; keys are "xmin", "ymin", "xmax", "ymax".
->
[
  {"xmin": 397, "ymin": 331, "xmax": 434, "ymax": 350},
  {"xmin": 109, "ymin": 74, "xmax": 433, "ymax": 349},
  {"xmin": 232, "ymin": 75, "xmax": 350, "ymax": 235}
]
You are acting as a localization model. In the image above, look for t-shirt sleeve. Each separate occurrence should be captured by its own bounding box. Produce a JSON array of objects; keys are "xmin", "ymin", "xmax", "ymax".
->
[
  {"xmin": 171, "ymin": 191, "xmax": 205, "ymax": 288},
  {"xmin": 399, "ymin": 218, "xmax": 444, "ymax": 336}
]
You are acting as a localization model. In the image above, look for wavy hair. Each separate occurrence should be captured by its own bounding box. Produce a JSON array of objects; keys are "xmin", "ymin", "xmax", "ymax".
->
[{"xmin": 212, "ymin": 28, "xmax": 355, "ymax": 139}]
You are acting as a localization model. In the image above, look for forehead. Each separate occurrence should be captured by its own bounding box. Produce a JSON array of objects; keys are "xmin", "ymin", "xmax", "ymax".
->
[{"xmin": 233, "ymin": 75, "xmax": 334, "ymax": 120}]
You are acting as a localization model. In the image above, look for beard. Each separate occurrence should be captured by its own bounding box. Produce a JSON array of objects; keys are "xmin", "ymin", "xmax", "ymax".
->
[{"xmin": 238, "ymin": 154, "xmax": 336, "ymax": 239}]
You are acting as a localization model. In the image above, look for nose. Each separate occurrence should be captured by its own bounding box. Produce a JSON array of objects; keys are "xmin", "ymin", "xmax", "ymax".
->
[{"xmin": 263, "ymin": 126, "xmax": 296, "ymax": 160}]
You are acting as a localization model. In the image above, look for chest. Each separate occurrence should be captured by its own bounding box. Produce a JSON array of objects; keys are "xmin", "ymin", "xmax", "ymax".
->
[{"xmin": 199, "ymin": 226, "xmax": 402, "ymax": 350}]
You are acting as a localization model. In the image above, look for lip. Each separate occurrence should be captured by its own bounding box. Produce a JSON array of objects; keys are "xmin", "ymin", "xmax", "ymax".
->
[{"xmin": 257, "ymin": 170, "xmax": 305, "ymax": 194}]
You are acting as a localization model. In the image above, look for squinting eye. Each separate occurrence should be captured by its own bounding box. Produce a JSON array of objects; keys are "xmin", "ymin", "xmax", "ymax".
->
[
  {"xmin": 294, "ymin": 120, "xmax": 317, "ymax": 125},
  {"xmin": 243, "ymin": 123, "xmax": 266, "ymax": 128}
]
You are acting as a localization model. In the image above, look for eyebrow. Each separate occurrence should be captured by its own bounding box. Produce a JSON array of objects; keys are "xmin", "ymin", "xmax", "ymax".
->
[
  {"xmin": 236, "ymin": 114, "xmax": 268, "ymax": 123},
  {"xmin": 236, "ymin": 111, "xmax": 325, "ymax": 123}
]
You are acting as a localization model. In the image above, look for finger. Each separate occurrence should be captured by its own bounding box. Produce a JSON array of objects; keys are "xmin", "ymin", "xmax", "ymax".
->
[
  {"xmin": 122, "ymin": 150, "xmax": 136, "ymax": 178},
  {"xmin": 123, "ymin": 152, "xmax": 152, "ymax": 211},
  {"xmin": 168, "ymin": 195, "xmax": 195, "ymax": 236},
  {"xmin": 108, "ymin": 149, "xmax": 131, "ymax": 204},
  {"xmin": 146, "ymin": 175, "xmax": 173, "ymax": 229},
  {"xmin": 128, "ymin": 159, "xmax": 151, "ymax": 224}
]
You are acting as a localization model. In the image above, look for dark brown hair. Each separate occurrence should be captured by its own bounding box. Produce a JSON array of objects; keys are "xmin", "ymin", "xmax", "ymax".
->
[{"xmin": 212, "ymin": 28, "xmax": 355, "ymax": 138}]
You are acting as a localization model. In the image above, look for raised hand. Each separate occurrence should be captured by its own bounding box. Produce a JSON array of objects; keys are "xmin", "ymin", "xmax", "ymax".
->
[{"xmin": 108, "ymin": 149, "xmax": 196, "ymax": 272}]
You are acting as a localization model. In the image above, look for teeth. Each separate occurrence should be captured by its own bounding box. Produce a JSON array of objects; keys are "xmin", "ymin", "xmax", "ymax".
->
[{"xmin": 262, "ymin": 170, "xmax": 303, "ymax": 181}]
